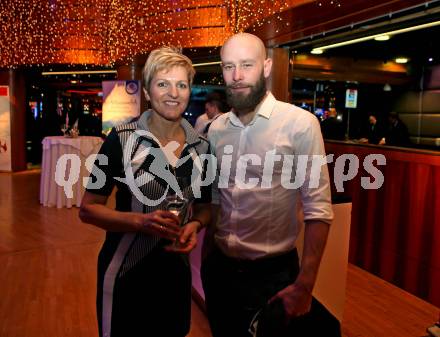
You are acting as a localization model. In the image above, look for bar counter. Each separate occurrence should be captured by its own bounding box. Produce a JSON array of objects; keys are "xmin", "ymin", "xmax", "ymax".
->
[{"xmin": 325, "ymin": 140, "xmax": 440, "ymax": 307}]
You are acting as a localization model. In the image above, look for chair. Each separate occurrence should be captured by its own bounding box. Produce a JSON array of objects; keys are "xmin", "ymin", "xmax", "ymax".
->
[{"xmin": 296, "ymin": 202, "xmax": 352, "ymax": 322}]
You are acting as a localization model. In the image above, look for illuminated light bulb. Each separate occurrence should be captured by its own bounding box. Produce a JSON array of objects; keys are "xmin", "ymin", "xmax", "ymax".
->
[
  {"xmin": 374, "ymin": 35, "xmax": 390, "ymax": 41},
  {"xmin": 395, "ymin": 57, "xmax": 409, "ymax": 64}
]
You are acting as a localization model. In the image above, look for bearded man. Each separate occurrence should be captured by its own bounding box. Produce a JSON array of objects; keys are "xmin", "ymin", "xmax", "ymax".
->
[{"xmin": 201, "ymin": 33, "xmax": 341, "ymax": 337}]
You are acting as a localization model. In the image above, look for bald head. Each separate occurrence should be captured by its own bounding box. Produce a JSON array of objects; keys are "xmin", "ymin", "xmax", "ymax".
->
[
  {"xmin": 220, "ymin": 32, "xmax": 272, "ymax": 82},
  {"xmin": 221, "ymin": 33, "xmax": 267, "ymax": 60},
  {"xmin": 220, "ymin": 33, "xmax": 272, "ymax": 116}
]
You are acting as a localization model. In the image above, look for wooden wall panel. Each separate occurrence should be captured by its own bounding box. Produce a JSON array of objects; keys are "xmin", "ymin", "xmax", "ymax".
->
[{"xmin": 267, "ymin": 48, "xmax": 290, "ymax": 102}]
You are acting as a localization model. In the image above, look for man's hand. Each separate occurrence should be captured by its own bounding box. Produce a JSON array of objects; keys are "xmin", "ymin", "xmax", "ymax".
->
[
  {"xmin": 270, "ymin": 220, "xmax": 329, "ymax": 322},
  {"xmin": 269, "ymin": 282, "xmax": 313, "ymax": 324}
]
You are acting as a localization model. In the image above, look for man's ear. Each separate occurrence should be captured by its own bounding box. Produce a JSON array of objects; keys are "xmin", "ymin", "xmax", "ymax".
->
[
  {"xmin": 143, "ymin": 88, "xmax": 150, "ymax": 101},
  {"xmin": 263, "ymin": 58, "xmax": 273, "ymax": 79}
]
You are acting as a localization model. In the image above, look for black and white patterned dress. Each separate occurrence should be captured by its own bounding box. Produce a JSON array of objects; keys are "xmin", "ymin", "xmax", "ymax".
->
[{"xmin": 86, "ymin": 110, "xmax": 212, "ymax": 337}]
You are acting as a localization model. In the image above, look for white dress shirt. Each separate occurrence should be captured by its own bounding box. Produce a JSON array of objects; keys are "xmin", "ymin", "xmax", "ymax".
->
[
  {"xmin": 208, "ymin": 92, "xmax": 333, "ymax": 260},
  {"xmin": 194, "ymin": 113, "xmax": 222, "ymax": 136},
  {"xmin": 194, "ymin": 113, "xmax": 210, "ymax": 135}
]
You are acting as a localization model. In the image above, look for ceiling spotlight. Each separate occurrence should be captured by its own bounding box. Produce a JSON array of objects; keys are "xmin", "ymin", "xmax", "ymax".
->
[
  {"xmin": 428, "ymin": 57, "xmax": 434, "ymax": 62},
  {"xmin": 395, "ymin": 57, "xmax": 408, "ymax": 64},
  {"xmin": 374, "ymin": 35, "xmax": 390, "ymax": 41},
  {"xmin": 311, "ymin": 49, "xmax": 324, "ymax": 55},
  {"xmin": 383, "ymin": 83, "xmax": 392, "ymax": 92}
]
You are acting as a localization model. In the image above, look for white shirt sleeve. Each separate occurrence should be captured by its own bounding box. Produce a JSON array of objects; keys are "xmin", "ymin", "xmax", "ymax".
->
[{"xmin": 295, "ymin": 115, "xmax": 334, "ymax": 224}]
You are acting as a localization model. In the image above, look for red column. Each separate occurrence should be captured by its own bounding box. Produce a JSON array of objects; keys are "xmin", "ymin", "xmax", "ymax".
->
[{"xmin": 0, "ymin": 70, "xmax": 27, "ymax": 172}]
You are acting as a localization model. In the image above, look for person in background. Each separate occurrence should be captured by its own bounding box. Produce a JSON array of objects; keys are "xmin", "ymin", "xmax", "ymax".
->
[
  {"xmin": 202, "ymin": 32, "xmax": 340, "ymax": 337},
  {"xmin": 384, "ymin": 111, "xmax": 410, "ymax": 146},
  {"xmin": 320, "ymin": 108, "xmax": 345, "ymax": 140},
  {"xmin": 194, "ymin": 92, "xmax": 225, "ymax": 136},
  {"xmin": 360, "ymin": 114, "xmax": 385, "ymax": 145},
  {"xmin": 79, "ymin": 46, "xmax": 211, "ymax": 337}
]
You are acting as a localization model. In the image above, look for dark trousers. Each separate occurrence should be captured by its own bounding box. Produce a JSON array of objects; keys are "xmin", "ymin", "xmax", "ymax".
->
[{"xmin": 201, "ymin": 247, "xmax": 341, "ymax": 337}]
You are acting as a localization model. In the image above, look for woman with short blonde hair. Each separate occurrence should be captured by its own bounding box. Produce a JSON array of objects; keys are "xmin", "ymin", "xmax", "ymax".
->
[
  {"xmin": 142, "ymin": 46, "xmax": 196, "ymax": 91},
  {"xmin": 80, "ymin": 46, "xmax": 211, "ymax": 337}
]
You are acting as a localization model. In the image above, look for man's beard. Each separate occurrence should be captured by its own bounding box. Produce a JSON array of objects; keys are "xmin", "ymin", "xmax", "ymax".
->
[{"xmin": 225, "ymin": 72, "xmax": 266, "ymax": 112}]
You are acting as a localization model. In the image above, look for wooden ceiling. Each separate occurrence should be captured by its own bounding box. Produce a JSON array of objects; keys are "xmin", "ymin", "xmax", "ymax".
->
[
  {"xmin": 247, "ymin": 0, "xmax": 431, "ymax": 47},
  {"xmin": 0, "ymin": 0, "xmax": 232, "ymax": 67},
  {"xmin": 0, "ymin": 0, "xmax": 432, "ymax": 67}
]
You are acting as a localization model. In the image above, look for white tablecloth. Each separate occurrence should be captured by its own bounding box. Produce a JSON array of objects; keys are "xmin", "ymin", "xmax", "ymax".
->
[{"xmin": 39, "ymin": 136, "xmax": 103, "ymax": 208}]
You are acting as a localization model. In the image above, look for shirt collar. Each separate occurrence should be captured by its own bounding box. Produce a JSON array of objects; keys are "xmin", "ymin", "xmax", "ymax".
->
[
  {"xmin": 227, "ymin": 91, "xmax": 276, "ymax": 127},
  {"xmin": 137, "ymin": 109, "xmax": 201, "ymax": 146}
]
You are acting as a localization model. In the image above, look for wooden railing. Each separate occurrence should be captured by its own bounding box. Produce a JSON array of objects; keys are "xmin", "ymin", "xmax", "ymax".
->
[{"xmin": 325, "ymin": 140, "xmax": 440, "ymax": 307}]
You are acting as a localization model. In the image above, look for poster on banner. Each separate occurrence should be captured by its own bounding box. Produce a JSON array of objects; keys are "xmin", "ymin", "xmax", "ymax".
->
[
  {"xmin": 102, "ymin": 80, "xmax": 141, "ymax": 134},
  {"xmin": 0, "ymin": 85, "xmax": 12, "ymax": 171},
  {"xmin": 345, "ymin": 89, "xmax": 358, "ymax": 109}
]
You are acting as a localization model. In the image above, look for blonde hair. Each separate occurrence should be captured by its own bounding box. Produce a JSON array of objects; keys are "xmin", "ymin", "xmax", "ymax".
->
[{"xmin": 142, "ymin": 46, "xmax": 195, "ymax": 92}]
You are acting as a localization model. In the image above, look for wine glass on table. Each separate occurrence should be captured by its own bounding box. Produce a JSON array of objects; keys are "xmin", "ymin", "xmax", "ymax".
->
[{"xmin": 61, "ymin": 124, "xmax": 68, "ymax": 136}]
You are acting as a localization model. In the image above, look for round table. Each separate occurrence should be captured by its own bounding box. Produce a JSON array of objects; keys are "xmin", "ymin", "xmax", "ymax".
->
[{"xmin": 39, "ymin": 136, "xmax": 103, "ymax": 208}]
